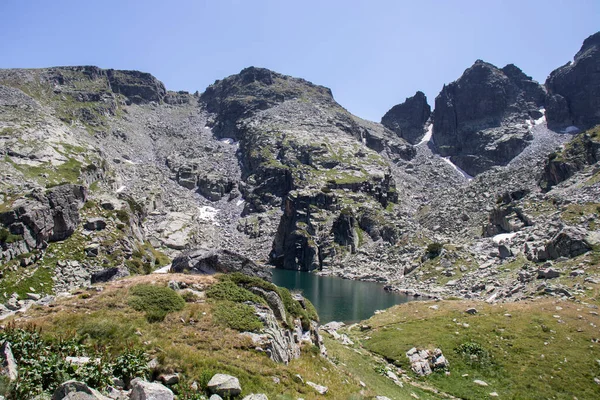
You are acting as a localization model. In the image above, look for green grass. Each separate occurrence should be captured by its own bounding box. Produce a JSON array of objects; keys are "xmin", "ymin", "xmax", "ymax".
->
[
  {"xmin": 212, "ymin": 301, "xmax": 264, "ymax": 332},
  {"xmin": 0, "ymin": 228, "xmax": 23, "ymax": 244},
  {"xmin": 0, "ymin": 265, "xmax": 54, "ymax": 300},
  {"xmin": 349, "ymin": 299, "xmax": 600, "ymax": 400},
  {"xmin": 128, "ymin": 284, "xmax": 185, "ymax": 322},
  {"xmin": 206, "ymin": 280, "xmax": 266, "ymax": 305}
]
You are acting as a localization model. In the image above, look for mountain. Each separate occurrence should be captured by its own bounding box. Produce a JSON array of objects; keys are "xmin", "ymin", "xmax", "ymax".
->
[{"xmin": 0, "ymin": 29, "xmax": 599, "ymax": 400}]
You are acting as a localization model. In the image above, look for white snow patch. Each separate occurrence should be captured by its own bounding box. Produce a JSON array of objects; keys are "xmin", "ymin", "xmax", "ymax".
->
[
  {"xmin": 220, "ymin": 138, "xmax": 235, "ymax": 144},
  {"xmin": 198, "ymin": 206, "xmax": 219, "ymax": 222},
  {"xmin": 417, "ymin": 124, "xmax": 433, "ymax": 146},
  {"xmin": 534, "ymin": 108, "xmax": 546, "ymax": 126},
  {"xmin": 153, "ymin": 264, "xmax": 171, "ymax": 274},
  {"xmin": 236, "ymin": 199, "xmax": 245, "ymax": 207},
  {"xmin": 493, "ymin": 232, "xmax": 517, "ymax": 245},
  {"xmin": 123, "ymin": 159, "xmax": 136, "ymax": 165},
  {"xmin": 564, "ymin": 126, "xmax": 580, "ymax": 133},
  {"xmin": 116, "ymin": 186, "xmax": 126, "ymax": 193},
  {"xmin": 441, "ymin": 157, "xmax": 473, "ymax": 181}
]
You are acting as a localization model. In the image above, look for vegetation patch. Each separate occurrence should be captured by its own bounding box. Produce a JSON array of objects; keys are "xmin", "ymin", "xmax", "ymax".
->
[
  {"xmin": 0, "ymin": 324, "xmax": 149, "ymax": 399},
  {"xmin": 128, "ymin": 284, "xmax": 185, "ymax": 322},
  {"xmin": 212, "ymin": 300, "xmax": 264, "ymax": 332}
]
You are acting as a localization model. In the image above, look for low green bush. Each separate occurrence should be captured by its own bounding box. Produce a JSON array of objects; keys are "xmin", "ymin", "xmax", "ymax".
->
[
  {"xmin": 206, "ymin": 280, "xmax": 266, "ymax": 305},
  {"xmin": 128, "ymin": 284, "xmax": 185, "ymax": 322},
  {"xmin": 213, "ymin": 301, "xmax": 263, "ymax": 332},
  {"xmin": 0, "ymin": 325, "xmax": 149, "ymax": 398}
]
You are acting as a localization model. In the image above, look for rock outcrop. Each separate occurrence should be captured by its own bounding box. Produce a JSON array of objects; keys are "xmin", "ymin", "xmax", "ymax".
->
[
  {"xmin": 171, "ymin": 248, "xmax": 272, "ymax": 281},
  {"xmin": 432, "ymin": 60, "xmax": 545, "ymax": 175},
  {"xmin": 538, "ymin": 127, "xmax": 600, "ymax": 191},
  {"xmin": 0, "ymin": 184, "xmax": 86, "ymax": 261},
  {"xmin": 52, "ymin": 380, "xmax": 110, "ymax": 400},
  {"xmin": 545, "ymin": 31, "xmax": 600, "ymax": 130},
  {"xmin": 381, "ymin": 91, "xmax": 431, "ymax": 144}
]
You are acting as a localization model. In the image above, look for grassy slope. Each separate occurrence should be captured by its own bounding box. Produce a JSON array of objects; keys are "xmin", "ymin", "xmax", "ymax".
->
[
  {"xmin": 341, "ymin": 299, "xmax": 600, "ymax": 400},
  {"xmin": 7, "ymin": 274, "xmax": 373, "ymax": 399}
]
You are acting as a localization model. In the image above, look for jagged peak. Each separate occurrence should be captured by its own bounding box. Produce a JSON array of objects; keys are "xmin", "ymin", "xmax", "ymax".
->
[{"xmin": 574, "ymin": 30, "xmax": 600, "ymax": 60}]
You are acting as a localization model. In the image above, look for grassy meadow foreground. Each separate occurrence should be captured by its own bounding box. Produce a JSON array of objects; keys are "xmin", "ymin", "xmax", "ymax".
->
[{"xmin": 1, "ymin": 273, "xmax": 599, "ymax": 399}]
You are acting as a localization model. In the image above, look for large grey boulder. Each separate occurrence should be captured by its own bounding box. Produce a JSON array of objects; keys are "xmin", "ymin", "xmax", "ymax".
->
[
  {"xmin": 545, "ymin": 227, "xmax": 592, "ymax": 260},
  {"xmin": 545, "ymin": 31, "xmax": 600, "ymax": 130},
  {"xmin": 171, "ymin": 248, "xmax": 272, "ymax": 281},
  {"xmin": 0, "ymin": 341, "xmax": 18, "ymax": 382},
  {"xmin": 129, "ymin": 379, "xmax": 174, "ymax": 400},
  {"xmin": 90, "ymin": 267, "xmax": 130, "ymax": 284},
  {"xmin": 207, "ymin": 374, "xmax": 242, "ymax": 397},
  {"xmin": 51, "ymin": 380, "xmax": 110, "ymax": 400},
  {"xmin": 432, "ymin": 60, "xmax": 544, "ymax": 176}
]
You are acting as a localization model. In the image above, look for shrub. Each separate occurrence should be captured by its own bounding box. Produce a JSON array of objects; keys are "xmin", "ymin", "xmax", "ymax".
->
[
  {"xmin": 0, "ymin": 228, "xmax": 23, "ymax": 244},
  {"xmin": 206, "ymin": 281, "xmax": 265, "ymax": 305},
  {"xmin": 128, "ymin": 284, "xmax": 185, "ymax": 322},
  {"xmin": 213, "ymin": 301, "xmax": 263, "ymax": 332},
  {"xmin": 426, "ymin": 242, "xmax": 443, "ymax": 258},
  {"xmin": 455, "ymin": 341, "xmax": 492, "ymax": 368}
]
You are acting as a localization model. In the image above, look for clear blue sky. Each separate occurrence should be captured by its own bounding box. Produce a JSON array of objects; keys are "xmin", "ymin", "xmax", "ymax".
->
[{"xmin": 0, "ymin": 0, "xmax": 598, "ymax": 121}]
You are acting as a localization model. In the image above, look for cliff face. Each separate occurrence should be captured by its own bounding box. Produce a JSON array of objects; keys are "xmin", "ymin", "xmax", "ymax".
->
[
  {"xmin": 432, "ymin": 60, "xmax": 545, "ymax": 176},
  {"xmin": 381, "ymin": 91, "xmax": 431, "ymax": 144},
  {"xmin": 545, "ymin": 31, "xmax": 600, "ymax": 130}
]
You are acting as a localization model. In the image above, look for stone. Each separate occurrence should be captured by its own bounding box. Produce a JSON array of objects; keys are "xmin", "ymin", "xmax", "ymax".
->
[
  {"xmin": 172, "ymin": 248, "xmax": 272, "ymax": 281},
  {"xmin": 242, "ymin": 395, "xmax": 268, "ymax": 400},
  {"xmin": 473, "ymin": 379, "xmax": 489, "ymax": 387},
  {"xmin": 51, "ymin": 380, "xmax": 111, "ymax": 400},
  {"xmin": 130, "ymin": 379, "xmax": 174, "ymax": 400},
  {"xmin": 84, "ymin": 218, "xmax": 107, "ymax": 231},
  {"xmin": 90, "ymin": 267, "xmax": 130, "ymax": 284},
  {"xmin": 0, "ymin": 341, "xmax": 18, "ymax": 382},
  {"xmin": 158, "ymin": 373, "xmax": 180, "ymax": 386},
  {"xmin": 545, "ymin": 227, "xmax": 592, "ymax": 260},
  {"xmin": 537, "ymin": 268, "xmax": 561, "ymax": 280},
  {"xmin": 465, "ymin": 308, "xmax": 478, "ymax": 315},
  {"xmin": 381, "ymin": 91, "xmax": 431, "ymax": 144},
  {"xmin": 306, "ymin": 381, "xmax": 328, "ymax": 395},
  {"xmin": 209, "ymin": 395, "xmax": 223, "ymax": 400},
  {"xmin": 207, "ymin": 374, "xmax": 242, "ymax": 397}
]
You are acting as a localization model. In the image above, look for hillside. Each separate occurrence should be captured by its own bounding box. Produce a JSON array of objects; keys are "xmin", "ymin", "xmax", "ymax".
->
[{"xmin": 0, "ymin": 29, "xmax": 599, "ymax": 400}]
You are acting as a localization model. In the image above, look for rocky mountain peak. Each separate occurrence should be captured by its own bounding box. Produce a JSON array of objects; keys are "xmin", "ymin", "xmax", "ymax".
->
[
  {"xmin": 432, "ymin": 59, "xmax": 544, "ymax": 176},
  {"xmin": 545, "ymin": 30, "xmax": 600, "ymax": 130},
  {"xmin": 381, "ymin": 90, "xmax": 431, "ymax": 144},
  {"xmin": 200, "ymin": 66, "xmax": 334, "ymax": 139}
]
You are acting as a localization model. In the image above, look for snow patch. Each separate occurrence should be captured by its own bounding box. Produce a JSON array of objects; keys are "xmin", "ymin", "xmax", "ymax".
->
[
  {"xmin": 115, "ymin": 186, "xmax": 126, "ymax": 193},
  {"xmin": 417, "ymin": 124, "xmax": 433, "ymax": 146},
  {"xmin": 534, "ymin": 109, "xmax": 546, "ymax": 126},
  {"xmin": 441, "ymin": 157, "xmax": 473, "ymax": 181},
  {"xmin": 123, "ymin": 159, "xmax": 136, "ymax": 165},
  {"xmin": 220, "ymin": 138, "xmax": 235, "ymax": 144},
  {"xmin": 198, "ymin": 206, "xmax": 219, "ymax": 223},
  {"xmin": 493, "ymin": 232, "xmax": 517, "ymax": 245},
  {"xmin": 153, "ymin": 264, "xmax": 171, "ymax": 274},
  {"xmin": 564, "ymin": 126, "xmax": 580, "ymax": 134},
  {"xmin": 236, "ymin": 199, "xmax": 245, "ymax": 207}
]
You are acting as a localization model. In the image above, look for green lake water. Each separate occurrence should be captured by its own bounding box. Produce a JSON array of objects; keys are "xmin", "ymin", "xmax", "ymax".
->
[{"xmin": 272, "ymin": 269, "xmax": 417, "ymax": 323}]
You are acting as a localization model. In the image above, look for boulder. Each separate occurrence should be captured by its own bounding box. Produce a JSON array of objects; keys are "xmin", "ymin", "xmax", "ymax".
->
[
  {"xmin": 90, "ymin": 267, "xmax": 130, "ymax": 284},
  {"xmin": 381, "ymin": 91, "xmax": 431, "ymax": 144},
  {"xmin": 306, "ymin": 381, "xmax": 328, "ymax": 395},
  {"xmin": 545, "ymin": 31, "xmax": 600, "ymax": 130},
  {"xmin": 84, "ymin": 218, "xmax": 107, "ymax": 231},
  {"xmin": 0, "ymin": 341, "xmax": 18, "ymax": 382},
  {"xmin": 129, "ymin": 379, "xmax": 174, "ymax": 400},
  {"xmin": 545, "ymin": 227, "xmax": 592, "ymax": 260},
  {"xmin": 249, "ymin": 287, "xmax": 286, "ymax": 321},
  {"xmin": 406, "ymin": 347, "xmax": 449, "ymax": 376},
  {"xmin": 432, "ymin": 60, "xmax": 544, "ymax": 176},
  {"xmin": 51, "ymin": 380, "xmax": 110, "ymax": 400},
  {"xmin": 242, "ymin": 395, "xmax": 268, "ymax": 400},
  {"xmin": 207, "ymin": 374, "xmax": 242, "ymax": 397},
  {"xmin": 537, "ymin": 268, "xmax": 561, "ymax": 280},
  {"xmin": 171, "ymin": 248, "xmax": 272, "ymax": 281}
]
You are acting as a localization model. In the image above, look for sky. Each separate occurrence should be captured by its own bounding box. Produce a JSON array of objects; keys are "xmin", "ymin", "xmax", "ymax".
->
[{"xmin": 0, "ymin": 0, "xmax": 598, "ymax": 122}]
